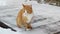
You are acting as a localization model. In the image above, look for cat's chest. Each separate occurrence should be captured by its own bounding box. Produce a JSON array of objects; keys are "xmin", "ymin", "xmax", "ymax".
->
[{"xmin": 23, "ymin": 10, "xmax": 33, "ymax": 23}]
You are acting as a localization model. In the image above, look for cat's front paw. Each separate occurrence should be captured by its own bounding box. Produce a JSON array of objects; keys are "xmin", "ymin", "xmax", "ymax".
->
[{"xmin": 25, "ymin": 25, "xmax": 32, "ymax": 31}]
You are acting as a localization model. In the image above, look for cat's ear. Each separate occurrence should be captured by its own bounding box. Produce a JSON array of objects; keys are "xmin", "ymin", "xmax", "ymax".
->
[{"xmin": 22, "ymin": 4, "xmax": 25, "ymax": 7}]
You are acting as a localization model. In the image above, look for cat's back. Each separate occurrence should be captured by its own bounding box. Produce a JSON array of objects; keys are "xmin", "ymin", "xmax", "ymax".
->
[{"xmin": 18, "ymin": 8, "xmax": 25, "ymax": 16}]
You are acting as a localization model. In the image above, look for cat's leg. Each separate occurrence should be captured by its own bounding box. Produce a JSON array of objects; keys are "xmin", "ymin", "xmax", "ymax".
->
[
  {"xmin": 22, "ymin": 16, "xmax": 32, "ymax": 30},
  {"xmin": 16, "ymin": 22, "xmax": 22, "ymax": 28},
  {"xmin": 25, "ymin": 23, "xmax": 32, "ymax": 30},
  {"xmin": 22, "ymin": 20, "xmax": 32, "ymax": 30},
  {"xmin": 16, "ymin": 17, "xmax": 22, "ymax": 28}
]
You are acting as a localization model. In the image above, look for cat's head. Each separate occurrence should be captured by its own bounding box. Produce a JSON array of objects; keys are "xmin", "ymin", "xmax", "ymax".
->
[{"xmin": 22, "ymin": 4, "xmax": 33, "ymax": 14}]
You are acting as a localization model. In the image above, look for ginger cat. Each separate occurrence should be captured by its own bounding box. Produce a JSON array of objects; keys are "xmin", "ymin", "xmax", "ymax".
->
[{"xmin": 16, "ymin": 4, "xmax": 33, "ymax": 30}]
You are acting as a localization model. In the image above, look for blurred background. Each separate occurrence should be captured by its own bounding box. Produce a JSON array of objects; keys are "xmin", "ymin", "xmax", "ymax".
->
[
  {"xmin": 30, "ymin": 0, "xmax": 60, "ymax": 6},
  {"xmin": 0, "ymin": 0, "xmax": 60, "ymax": 8},
  {"xmin": 0, "ymin": 0, "xmax": 60, "ymax": 11}
]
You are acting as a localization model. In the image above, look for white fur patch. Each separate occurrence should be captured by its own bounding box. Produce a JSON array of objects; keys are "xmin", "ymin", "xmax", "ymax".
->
[{"xmin": 23, "ymin": 10, "xmax": 33, "ymax": 23}]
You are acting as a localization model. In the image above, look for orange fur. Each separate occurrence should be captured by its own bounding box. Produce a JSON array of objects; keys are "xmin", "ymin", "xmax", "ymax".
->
[{"xmin": 16, "ymin": 4, "xmax": 33, "ymax": 30}]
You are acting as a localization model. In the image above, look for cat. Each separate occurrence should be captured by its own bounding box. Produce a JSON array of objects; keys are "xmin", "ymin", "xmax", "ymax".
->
[{"xmin": 16, "ymin": 4, "xmax": 34, "ymax": 30}]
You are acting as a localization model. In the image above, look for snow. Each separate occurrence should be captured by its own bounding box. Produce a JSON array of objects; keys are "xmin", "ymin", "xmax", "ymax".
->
[
  {"xmin": 0, "ymin": 27, "xmax": 48, "ymax": 34},
  {"xmin": 0, "ymin": 0, "xmax": 60, "ymax": 34},
  {"xmin": 0, "ymin": 27, "xmax": 20, "ymax": 34}
]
